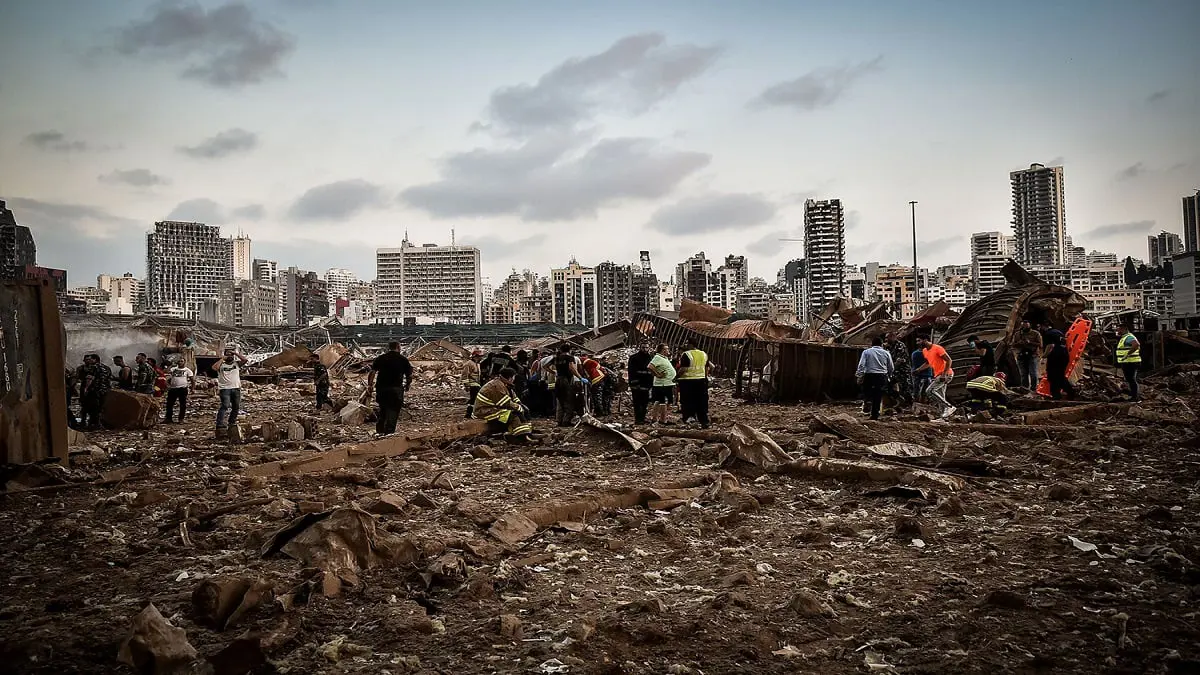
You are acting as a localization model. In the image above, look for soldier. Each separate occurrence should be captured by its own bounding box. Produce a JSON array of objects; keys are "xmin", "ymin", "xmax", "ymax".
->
[
  {"xmin": 81, "ymin": 353, "xmax": 112, "ymax": 430},
  {"xmin": 309, "ymin": 353, "xmax": 332, "ymax": 410},
  {"xmin": 133, "ymin": 353, "xmax": 156, "ymax": 395},
  {"xmin": 883, "ymin": 333, "xmax": 912, "ymax": 411}
]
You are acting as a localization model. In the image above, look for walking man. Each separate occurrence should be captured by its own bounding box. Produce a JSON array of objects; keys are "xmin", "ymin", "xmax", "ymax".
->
[
  {"xmin": 677, "ymin": 340, "xmax": 711, "ymax": 428},
  {"xmin": 627, "ymin": 343, "xmax": 654, "ymax": 425},
  {"xmin": 134, "ymin": 353, "xmax": 156, "ymax": 395},
  {"xmin": 883, "ymin": 333, "xmax": 912, "ymax": 411},
  {"xmin": 1116, "ymin": 325, "xmax": 1141, "ymax": 401},
  {"xmin": 553, "ymin": 344, "xmax": 583, "ymax": 426},
  {"xmin": 81, "ymin": 353, "xmax": 112, "ymax": 430},
  {"xmin": 365, "ymin": 341, "xmax": 412, "ymax": 435},
  {"xmin": 310, "ymin": 353, "xmax": 332, "ymax": 410},
  {"xmin": 212, "ymin": 347, "xmax": 248, "ymax": 433},
  {"xmin": 1013, "ymin": 319, "xmax": 1043, "ymax": 389},
  {"xmin": 164, "ymin": 358, "xmax": 194, "ymax": 423},
  {"xmin": 916, "ymin": 336, "xmax": 956, "ymax": 419},
  {"xmin": 856, "ymin": 337, "xmax": 894, "ymax": 420}
]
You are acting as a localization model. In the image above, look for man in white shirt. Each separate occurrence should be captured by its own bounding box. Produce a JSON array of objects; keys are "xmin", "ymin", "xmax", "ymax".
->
[
  {"xmin": 164, "ymin": 359, "xmax": 194, "ymax": 423},
  {"xmin": 210, "ymin": 347, "xmax": 248, "ymax": 432}
]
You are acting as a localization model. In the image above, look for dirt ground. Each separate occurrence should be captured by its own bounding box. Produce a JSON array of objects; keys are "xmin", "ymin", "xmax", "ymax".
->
[{"xmin": 1, "ymin": 372, "xmax": 1198, "ymax": 675}]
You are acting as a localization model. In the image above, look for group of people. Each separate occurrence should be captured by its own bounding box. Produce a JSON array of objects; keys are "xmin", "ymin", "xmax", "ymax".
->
[
  {"xmin": 856, "ymin": 320, "xmax": 1144, "ymax": 421},
  {"xmin": 67, "ymin": 352, "xmax": 192, "ymax": 429}
]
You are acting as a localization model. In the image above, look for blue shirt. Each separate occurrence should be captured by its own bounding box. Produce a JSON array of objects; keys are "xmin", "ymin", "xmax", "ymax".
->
[
  {"xmin": 856, "ymin": 346, "xmax": 895, "ymax": 377},
  {"xmin": 912, "ymin": 349, "xmax": 931, "ymax": 378}
]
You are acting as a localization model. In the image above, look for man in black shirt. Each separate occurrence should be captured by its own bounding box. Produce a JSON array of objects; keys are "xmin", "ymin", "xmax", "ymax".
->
[
  {"xmin": 365, "ymin": 341, "xmax": 412, "ymax": 435},
  {"xmin": 968, "ymin": 336, "xmax": 996, "ymax": 376},
  {"xmin": 553, "ymin": 344, "xmax": 583, "ymax": 426},
  {"xmin": 626, "ymin": 344, "xmax": 654, "ymax": 425},
  {"xmin": 1045, "ymin": 332, "xmax": 1076, "ymax": 399}
]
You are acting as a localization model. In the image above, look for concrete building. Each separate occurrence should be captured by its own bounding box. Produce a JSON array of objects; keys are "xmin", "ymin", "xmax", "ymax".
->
[
  {"xmin": 1173, "ymin": 252, "xmax": 1200, "ymax": 317},
  {"xmin": 971, "ymin": 231, "xmax": 1014, "ymax": 298},
  {"xmin": 722, "ymin": 255, "xmax": 748, "ymax": 289},
  {"xmin": 0, "ymin": 199, "xmax": 37, "ymax": 281},
  {"xmin": 658, "ymin": 281, "xmax": 677, "ymax": 312},
  {"xmin": 874, "ymin": 265, "xmax": 921, "ymax": 320},
  {"xmin": 281, "ymin": 267, "xmax": 328, "ymax": 326},
  {"xmin": 1183, "ymin": 193, "xmax": 1200, "ymax": 253},
  {"xmin": 325, "ymin": 268, "xmax": 358, "ymax": 316},
  {"xmin": 216, "ymin": 278, "xmax": 279, "ymax": 327},
  {"xmin": 227, "ymin": 235, "xmax": 252, "ymax": 280},
  {"xmin": 1011, "ymin": 163, "xmax": 1068, "ymax": 266},
  {"xmin": 920, "ymin": 286, "xmax": 970, "ymax": 313},
  {"xmin": 146, "ymin": 220, "xmax": 230, "ymax": 320},
  {"xmin": 376, "ymin": 239, "xmax": 482, "ymax": 323},
  {"xmin": 675, "ymin": 252, "xmax": 712, "ymax": 304},
  {"xmin": 1082, "ymin": 289, "xmax": 1143, "ymax": 314},
  {"xmin": 804, "ymin": 199, "xmax": 846, "ymax": 317},
  {"xmin": 97, "ymin": 273, "xmax": 143, "ymax": 313},
  {"xmin": 707, "ymin": 265, "xmax": 743, "ymax": 311},
  {"xmin": 1149, "ymin": 231, "xmax": 1183, "ymax": 267},
  {"xmin": 65, "ymin": 286, "xmax": 111, "ymax": 314},
  {"xmin": 1087, "ymin": 251, "xmax": 1119, "ymax": 266},
  {"xmin": 551, "ymin": 260, "xmax": 598, "ymax": 328},
  {"xmin": 252, "ymin": 258, "xmax": 278, "ymax": 283},
  {"xmin": 596, "ymin": 261, "xmax": 634, "ymax": 324}
]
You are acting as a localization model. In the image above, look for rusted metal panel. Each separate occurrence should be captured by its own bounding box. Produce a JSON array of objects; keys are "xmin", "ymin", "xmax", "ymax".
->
[
  {"xmin": 1, "ymin": 279, "xmax": 68, "ymax": 464},
  {"xmin": 629, "ymin": 313, "xmax": 749, "ymax": 376},
  {"xmin": 771, "ymin": 340, "xmax": 865, "ymax": 402}
]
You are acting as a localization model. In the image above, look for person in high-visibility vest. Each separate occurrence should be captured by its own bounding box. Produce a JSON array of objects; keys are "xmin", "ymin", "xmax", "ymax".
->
[
  {"xmin": 676, "ymin": 340, "xmax": 711, "ymax": 428},
  {"xmin": 473, "ymin": 367, "xmax": 533, "ymax": 441},
  {"xmin": 1116, "ymin": 325, "xmax": 1142, "ymax": 402},
  {"xmin": 965, "ymin": 372, "xmax": 1010, "ymax": 417}
]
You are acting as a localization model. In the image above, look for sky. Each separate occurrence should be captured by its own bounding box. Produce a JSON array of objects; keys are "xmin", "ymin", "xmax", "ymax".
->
[{"xmin": 2, "ymin": 0, "xmax": 1198, "ymax": 290}]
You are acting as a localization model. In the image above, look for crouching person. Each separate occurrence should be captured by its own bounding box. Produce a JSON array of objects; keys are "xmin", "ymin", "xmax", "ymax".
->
[
  {"xmin": 473, "ymin": 367, "xmax": 533, "ymax": 442},
  {"xmin": 965, "ymin": 372, "xmax": 1010, "ymax": 417}
]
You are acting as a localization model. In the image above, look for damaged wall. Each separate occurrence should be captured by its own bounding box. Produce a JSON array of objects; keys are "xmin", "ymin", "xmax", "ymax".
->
[{"xmin": 1, "ymin": 280, "xmax": 68, "ymax": 464}]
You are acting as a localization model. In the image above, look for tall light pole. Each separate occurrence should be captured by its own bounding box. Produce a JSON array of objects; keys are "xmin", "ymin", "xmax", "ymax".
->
[{"xmin": 909, "ymin": 200, "xmax": 919, "ymax": 316}]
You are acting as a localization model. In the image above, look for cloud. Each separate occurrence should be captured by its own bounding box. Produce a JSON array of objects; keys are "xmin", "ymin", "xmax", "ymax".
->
[
  {"xmin": 1146, "ymin": 89, "xmax": 1170, "ymax": 104},
  {"xmin": 287, "ymin": 179, "xmax": 385, "ymax": 221},
  {"xmin": 166, "ymin": 198, "xmax": 264, "ymax": 222},
  {"xmin": 916, "ymin": 235, "xmax": 963, "ymax": 258},
  {"xmin": 99, "ymin": 168, "xmax": 170, "ymax": 187},
  {"xmin": 178, "ymin": 128, "xmax": 258, "ymax": 158},
  {"xmin": 110, "ymin": 1, "xmax": 295, "ymax": 88},
  {"xmin": 458, "ymin": 234, "xmax": 548, "ymax": 261},
  {"xmin": 1116, "ymin": 162, "xmax": 1145, "ymax": 181},
  {"xmin": 402, "ymin": 136, "xmax": 710, "ymax": 221},
  {"xmin": 6, "ymin": 198, "xmax": 145, "ymax": 281},
  {"xmin": 751, "ymin": 56, "xmax": 883, "ymax": 111},
  {"xmin": 231, "ymin": 203, "xmax": 265, "ymax": 220},
  {"xmin": 23, "ymin": 130, "xmax": 89, "ymax": 152},
  {"xmin": 1045, "ymin": 156, "xmax": 1066, "ymax": 166},
  {"xmin": 647, "ymin": 193, "xmax": 777, "ymax": 235},
  {"xmin": 481, "ymin": 33, "xmax": 721, "ymax": 137},
  {"xmin": 746, "ymin": 229, "xmax": 793, "ymax": 256},
  {"xmin": 1084, "ymin": 220, "xmax": 1155, "ymax": 240}
]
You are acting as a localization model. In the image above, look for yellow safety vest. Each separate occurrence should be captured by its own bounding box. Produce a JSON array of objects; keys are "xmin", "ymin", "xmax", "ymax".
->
[
  {"xmin": 966, "ymin": 376, "xmax": 1004, "ymax": 393},
  {"xmin": 1116, "ymin": 334, "xmax": 1141, "ymax": 364},
  {"xmin": 677, "ymin": 349, "xmax": 708, "ymax": 380}
]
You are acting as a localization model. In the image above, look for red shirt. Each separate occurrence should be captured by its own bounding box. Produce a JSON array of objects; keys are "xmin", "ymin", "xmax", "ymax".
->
[
  {"xmin": 582, "ymin": 358, "xmax": 604, "ymax": 382},
  {"xmin": 922, "ymin": 344, "xmax": 953, "ymax": 378}
]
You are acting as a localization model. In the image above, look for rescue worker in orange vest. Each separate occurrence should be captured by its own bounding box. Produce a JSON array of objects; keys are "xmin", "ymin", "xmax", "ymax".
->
[
  {"xmin": 676, "ymin": 340, "xmax": 711, "ymax": 428},
  {"xmin": 473, "ymin": 367, "xmax": 533, "ymax": 441},
  {"xmin": 965, "ymin": 372, "xmax": 1010, "ymax": 417}
]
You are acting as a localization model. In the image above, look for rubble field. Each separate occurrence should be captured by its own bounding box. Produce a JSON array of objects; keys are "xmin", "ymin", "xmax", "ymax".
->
[{"xmin": 1, "ymin": 373, "xmax": 1198, "ymax": 675}]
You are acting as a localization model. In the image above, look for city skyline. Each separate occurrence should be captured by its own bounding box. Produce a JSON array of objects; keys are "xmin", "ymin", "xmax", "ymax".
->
[{"xmin": 1, "ymin": 0, "xmax": 1197, "ymax": 287}]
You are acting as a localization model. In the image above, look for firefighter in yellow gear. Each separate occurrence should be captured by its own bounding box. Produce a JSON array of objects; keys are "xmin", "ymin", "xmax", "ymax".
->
[
  {"xmin": 473, "ymin": 366, "xmax": 533, "ymax": 440},
  {"xmin": 462, "ymin": 349, "xmax": 483, "ymax": 419},
  {"xmin": 965, "ymin": 372, "xmax": 1010, "ymax": 416}
]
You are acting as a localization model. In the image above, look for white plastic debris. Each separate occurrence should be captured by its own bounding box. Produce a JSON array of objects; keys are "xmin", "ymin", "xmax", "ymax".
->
[
  {"xmin": 538, "ymin": 658, "xmax": 571, "ymax": 673},
  {"xmin": 911, "ymin": 538, "xmax": 926, "ymax": 549},
  {"xmin": 1068, "ymin": 535, "xmax": 1098, "ymax": 552}
]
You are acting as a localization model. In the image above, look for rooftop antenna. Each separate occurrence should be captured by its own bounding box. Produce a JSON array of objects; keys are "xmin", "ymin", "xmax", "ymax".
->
[{"xmin": 451, "ymin": 228, "xmax": 456, "ymax": 249}]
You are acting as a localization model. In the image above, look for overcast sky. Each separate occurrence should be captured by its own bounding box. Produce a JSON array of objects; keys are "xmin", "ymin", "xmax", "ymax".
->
[{"xmin": 2, "ymin": 0, "xmax": 1197, "ymax": 290}]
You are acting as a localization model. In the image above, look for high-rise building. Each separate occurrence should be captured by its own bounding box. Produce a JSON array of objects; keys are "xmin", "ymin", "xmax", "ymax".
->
[
  {"xmin": 632, "ymin": 251, "xmax": 659, "ymax": 315},
  {"xmin": 227, "ymin": 235, "xmax": 252, "ymax": 280},
  {"xmin": 595, "ymin": 261, "xmax": 634, "ymax": 324},
  {"xmin": 215, "ymin": 278, "xmax": 279, "ymax": 327},
  {"xmin": 97, "ymin": 273, "xmax": 143, "ymax": 313},
  {"xmin": 376, "ymin": 238, "xmax": 482, "ymax": 323},
  {"xmin": 722, "ymin": 255, "xmax": 748, "ymax": 289},
  {"xmin": 970, "ymin": 231, "xmax": 1014, "ymax": 299},
  {"xmin": 1183, "ymin": 193, "xmax": 1200, "ymax": 253},
  {"xmin": 1149, "ymin": 231, "xmax": 1183, "ymax": 267},
  {"xmin": 1011, "ymin": 163, "xmax": 1068, "ymax": 266},
  {"xmin": 551, "ymin": 260, "xmax": 598, "ymax": 328},
  {"xmin": 146, "ymin": 220, "xmax": 230, "ymax": 319},
  {"xmin": 675, "ymin": 252, "xmax": 712, "ymax": 304},
  {"xmin": 281, "ymin": 267, "xmax": 328, "ymax": 326},
  {"xmin": 325, "ymin": 268, "xmax": 358, "ymax": 316},
  {"xmin": 0, "ymin": 200, "xmax": 37, "ymax": 280},
  {"xmin": 803, "ymin": 198, "xmax": 846, "ymax": 316},
  {"xmin": 252, "ymin": 258, "xmax": 278, "ymax": 282}
]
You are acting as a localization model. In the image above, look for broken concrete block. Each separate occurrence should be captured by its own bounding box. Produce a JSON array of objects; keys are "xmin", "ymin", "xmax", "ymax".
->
[
  {"xmin": 228, "ymin": 424, "xmax": 246, "ymax": 445},
  {"xmin": 368, "ymin": 492, "xmax": 407, "ymax": 515},
  {"xmin": 409, "ymin": 491, "xmax": 436, "ymax": 509},
  {"xmin": 132, "ymin": 490, "xmax": 170, "ymax": 508},
  {"xmin": 453, "ymin": 497, "xmax": 496, "ymax": 527},
  {"xmin": 298, "ymin": 501, "xmax": 326, "ymax": 514},
  {"xmin": 102, "ymin": 390, "xmax": 161, "ymax": 430},
  {"xmin": 469, "ymin": 445, "xmax": 496, "ymax": 459},
  {"xmin": 191, "ymin": 577, "xmax": 272, "ymax": 630},
  {"xmin": 262, "ymin": 499, "xmax": 296, "ymax": 519},
  {"xmin": 499, "ymin": 614, "xmax": 523, "ymax": 639},
  {"xmin": 427, "ymin": 472, "xmax": 455, "ymax": 491},
  {"xmin": 286, "ymin": 421, "xmax": 306, "ymax": 441},
  {"xmin": 784, "ymin": 589, "xmax": 838, "ymax": 618},
  {"xmin": 117, "ymin": 603, "xmax": 198, "ymax": 674},
  {"xmin": 1047, "ymin": 483, "xmax": 1077, "ymax": 501},
  {"xmin": 338, "ymin": 401, "xmax": 372, "ymax": 426},
  {"xmin": 261, "ymin": 421, "xmax": 279, "ymax": 443}
]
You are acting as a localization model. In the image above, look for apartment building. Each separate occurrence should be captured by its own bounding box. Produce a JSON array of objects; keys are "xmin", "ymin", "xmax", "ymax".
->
[
  {"xmin": 0, "ymin": 199, "xmax": 36, "ymax": 280},
  {"xmin": 1011, "ymin": 163, "xmax": 1068, "ymax": 266},
  {"xmin": 874, "ymin": 265, "xmax": 921, "ymax": 320},
  {"xmin": 804, "ymin": 199, "xmax": 846, "ymax": 317},
  {"xmin": 281, "ymin": 267, "xmax": 328, "ymax": 326},
  {"xmin": 675, "ymin": 252, "xmax": 712, "ymax": 304},
  {"xmin": 1184, "ymin": 193, "xmax": 1200, "ymax": 253},
  {"xmin": 97, "ymin": 273, "xmax": 143, "ymax": 313},
  {"xmin": 215, "ymin": 278, "xmax": 279, "ymax": 327},
  {"xmin": 971, "ymin": 231, "xmax": 1014, "ymax": 298},
  {"xmin": 146, "ymin": 220, "xmax": 230, "ymax": 320},
  {"xmin": 551, "ymin": 260, "xmax": 598, "ymax": 328},
  {"xmin": 252, "ymin": 258, "xmax": 278, "ymax": 283},
  {"xmin": 376, "ymin": 239, "xmax": 482, "ymax": 323},
  {"xmin": 1149, "ymin": 231, "xmax": 1183, "ymax": 267},
  {"xmin": 227, "ymin": 235, "xmax": 252, "ymax": 280},
  {"xmin": 325, "ymin": 268, "xmax": 358, "ymax": 316},
  {"xmin": 1082, "ymin": 289, "xmax": 1143, "ymax": 314},
  {"xmin": 596, "ymin": 261, "xmax": 634, "ymax": 324}
]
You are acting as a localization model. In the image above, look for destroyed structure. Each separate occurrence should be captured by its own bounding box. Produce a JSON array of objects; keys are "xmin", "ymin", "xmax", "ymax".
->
[{"xmin": 2, "ymin": 259, "xmax": 1199, "ymax": 674}]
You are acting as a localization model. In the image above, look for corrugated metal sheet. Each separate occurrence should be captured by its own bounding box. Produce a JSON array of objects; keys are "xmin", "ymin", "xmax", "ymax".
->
[{"xmin": 769, "ymin": 340, "xmax": 866, "ymax": 402}]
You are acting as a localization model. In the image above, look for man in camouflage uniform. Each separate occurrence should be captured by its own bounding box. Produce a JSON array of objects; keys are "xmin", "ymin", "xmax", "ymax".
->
[
  {"xmin": 309, "ymin": 353, "xmax": 332, "ymax": 410},
  {"xmin": 133, "ymin": 353, "xmax": 156, "ymax": 395},
  {"xmin": 883, "ymin": 333, "xmax": 913, "ymax": 412},
  {"xmin": 81, "ymin": 353, "xmax": 112, "ymax": 430}
]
